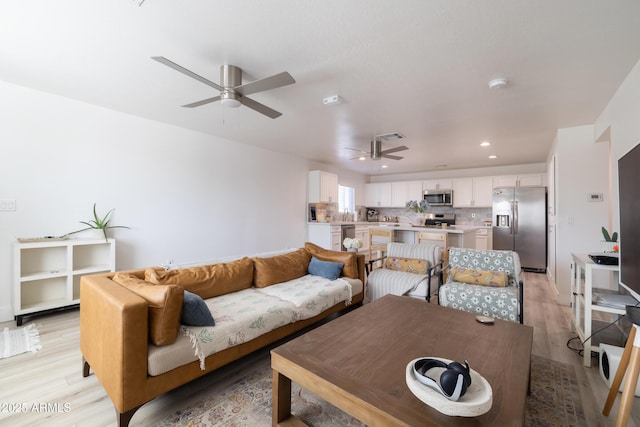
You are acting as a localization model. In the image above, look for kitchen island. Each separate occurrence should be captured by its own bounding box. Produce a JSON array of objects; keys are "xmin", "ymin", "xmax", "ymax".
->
[
  {"xmin": 369, "ymin": 224, "xmax": 479, "ymax": 249},
  {"xmin": 307, "ymin": 222, "xmax": 481, "ymax": 254}
]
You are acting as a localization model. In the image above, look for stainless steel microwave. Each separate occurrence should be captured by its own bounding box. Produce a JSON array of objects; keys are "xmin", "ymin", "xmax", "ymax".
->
[{"xmin": 423, "ymin": 189, "xmax": 453, "ymax": 206}]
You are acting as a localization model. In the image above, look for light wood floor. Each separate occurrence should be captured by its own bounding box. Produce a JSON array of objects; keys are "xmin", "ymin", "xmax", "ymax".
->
[{"xmin": 0, "ymin": 272, "xmax": 637, "ymax": 426}]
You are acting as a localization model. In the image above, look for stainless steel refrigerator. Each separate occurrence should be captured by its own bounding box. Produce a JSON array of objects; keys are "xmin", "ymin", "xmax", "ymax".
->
[{"xmin": 492, "ymin": 186, "xmax": 547, "ymax": 272}]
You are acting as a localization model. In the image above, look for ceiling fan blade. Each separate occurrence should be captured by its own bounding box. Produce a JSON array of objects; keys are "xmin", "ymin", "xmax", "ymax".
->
[
  {"xmin": 380, "ymin": 145, "xmax": 409, "ymax": 155},
  {"xmin": 241, "ymin": 96, "xmax": 282, "ymax": 119},
  {"xmin": 382, "ymin": 154, "xmax": 404, "ymax": 160},
  {"xmin": 345, "ymin": 147, "xmax": 369, "ymax": 153},
  {"xmin": 151, "ymin": 56, "xmax": 223, "ymax": 91},
  {"xmin": 235, "ymin": 72, "xmax": 295, "ymax": 96},
  {"xmin": 182, "ymin": 95, "xmax": 221, "ymax": 108}
]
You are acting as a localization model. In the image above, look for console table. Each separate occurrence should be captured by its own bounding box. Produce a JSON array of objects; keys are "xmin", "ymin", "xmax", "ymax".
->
[
  {"xmin": 13, "ymin": 238, "xmax": 116, "ymax": 325},
  {"xmin": 570, "ymin": 253, "xmax": 622, "ymax": 367}
]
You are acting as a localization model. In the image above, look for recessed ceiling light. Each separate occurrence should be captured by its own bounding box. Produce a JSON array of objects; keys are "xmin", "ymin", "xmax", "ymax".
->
[
  {"xmin": 489, "ymin": 155, "xmax": 497, "ymax": 159},
  {"xmin": 480, "ymin": 141, "xmax": 491, "ymax": 147},
  {"xmin": 381, "ymin": 165, "xmax": 389, "ymax": 168},
  {"xmin": 358, "ymin": 156, "xmax": 366, "ymax": 161}
]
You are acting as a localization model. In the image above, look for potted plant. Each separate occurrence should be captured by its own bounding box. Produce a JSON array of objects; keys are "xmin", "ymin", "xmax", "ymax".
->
[
  {"xmin": 406, "ymin": 200, "xmax": 430, "ymax": 226},
  {"xmin": 601, "ymin": 226, "xmax": 619, "ymax": 253},
  {"xmin": 68, "ymin": 203, "xmax": 130, "ymax": 241}
]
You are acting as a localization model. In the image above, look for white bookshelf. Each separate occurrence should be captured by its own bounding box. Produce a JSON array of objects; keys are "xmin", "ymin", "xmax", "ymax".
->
[{"xmin": 13, "ymin": 239, "xmax": 115, "ymax": 325}]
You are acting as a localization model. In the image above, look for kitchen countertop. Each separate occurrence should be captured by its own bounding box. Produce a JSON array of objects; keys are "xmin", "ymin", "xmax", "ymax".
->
[
  {"xmin": 308, "ymin": 222, "xmax": 491, "ymax": 233},
  {"xmin": 368, "ymin": 225, "xmax": 480, "ymax": 234}
]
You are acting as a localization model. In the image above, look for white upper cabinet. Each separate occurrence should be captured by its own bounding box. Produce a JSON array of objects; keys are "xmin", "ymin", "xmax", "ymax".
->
[
  {"xmin": 452, "ymin": 178, "xmax": 473, "ymax": 207},
  {"xmin": 391, "ymin": 181, "xmax": 423, "ymax": 207},
  {"xmin": 452, "ymin": 176, "xmax": 493, "ymax": 207},
  {"xmin": 493, "ymin": 173, "xmax": 546, "ymax": 188},
  {"xmin": 422, "ymin": 179, "xmax": 453, "ymax": 190},
  {"xmin": 365, "ymin": 182, "xmax": 393, "ymax": 207},
  {"xmin": 471, "ymin": 176, "xmax": 494, "ymax": 207},
  {"xmin": 308, "ymin": 170, "xmax": 339, "ymax": 203}
]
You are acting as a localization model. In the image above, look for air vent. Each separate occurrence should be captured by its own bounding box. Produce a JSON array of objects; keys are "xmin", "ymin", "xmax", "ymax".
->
[{"xmin": 377, "ymin": 132, "xmax": 405, "ymax": 140}]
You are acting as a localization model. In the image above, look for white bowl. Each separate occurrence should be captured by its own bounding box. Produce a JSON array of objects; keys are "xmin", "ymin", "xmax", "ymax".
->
[{"xmin": 405, "ymin": 357, "xmax": 493, "ymax": 417}]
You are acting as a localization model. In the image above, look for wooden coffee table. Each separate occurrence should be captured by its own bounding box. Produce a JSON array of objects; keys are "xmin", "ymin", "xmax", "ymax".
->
[{"xmin": 271, "ymin": 295, "xmax": 533, "ymax": 426}]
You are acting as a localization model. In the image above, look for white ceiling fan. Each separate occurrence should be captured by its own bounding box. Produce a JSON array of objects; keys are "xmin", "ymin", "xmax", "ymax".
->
[
  {"xmin": 347, "ymin": 133, "xmax": 409, "ymax": 160},
  {"xmin": 152, "ymin": 56, "xmax": 295, "ymax": 119}
]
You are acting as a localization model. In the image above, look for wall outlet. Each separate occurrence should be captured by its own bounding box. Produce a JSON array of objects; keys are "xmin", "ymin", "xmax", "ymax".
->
[
  {"xmin": 471, "ymin": 212, "xmax": 476, "ymax": 218},
  {"xmin": 0, "ymin": 199, "xmax": 16, "ymax": 211}
]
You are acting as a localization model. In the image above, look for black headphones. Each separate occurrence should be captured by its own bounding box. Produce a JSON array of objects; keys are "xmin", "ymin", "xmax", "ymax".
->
[{"xmin": 413, "ymin": 358, "xmax": 472, "ymax": 401}]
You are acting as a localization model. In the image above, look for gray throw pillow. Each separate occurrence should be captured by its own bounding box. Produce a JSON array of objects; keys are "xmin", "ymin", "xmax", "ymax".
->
[{"xmin": 181, "ymin": 290, "xmax": 215, "ymax": 326}]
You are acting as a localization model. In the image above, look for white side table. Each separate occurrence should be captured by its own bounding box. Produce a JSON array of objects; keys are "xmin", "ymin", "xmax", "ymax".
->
[{"xmin": 570, "ymin": 253, "xmax": 621, "ymax": 367}]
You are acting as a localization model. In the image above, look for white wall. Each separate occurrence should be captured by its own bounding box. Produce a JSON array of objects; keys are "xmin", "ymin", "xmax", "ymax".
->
[
  {"xmin": 0, "ymin": 80, "xmax": 366, "ymax": 322},
  {"xmin": 595, "ymin": 58, "xmax": 640, "ymax": 236},
  {"xmin": 552, "ymin": 125, "xmax": 611, "ymax": 305}
]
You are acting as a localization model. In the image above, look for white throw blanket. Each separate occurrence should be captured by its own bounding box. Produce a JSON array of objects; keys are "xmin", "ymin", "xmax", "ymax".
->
[
  {"xmin": 366, "ymin": 269, "xmax": 427, "ymax": 302},
  {"xmin": 181, "ymin": 275, "xmax": 353, "ymax": 369}
]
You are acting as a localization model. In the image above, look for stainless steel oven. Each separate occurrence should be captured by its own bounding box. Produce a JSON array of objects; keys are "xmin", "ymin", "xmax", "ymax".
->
[{"xmin": 423, "ymin": 189, "xmax": 453, "ymax": 206}]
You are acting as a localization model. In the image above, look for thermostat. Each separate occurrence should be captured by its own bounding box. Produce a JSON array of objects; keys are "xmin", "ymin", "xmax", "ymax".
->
[{"xmin": 587, "ymin": 193, "xmax": 603, "ymax": 202}]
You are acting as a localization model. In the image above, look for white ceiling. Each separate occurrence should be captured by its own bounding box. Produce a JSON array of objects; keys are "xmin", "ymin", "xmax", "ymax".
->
[{"xmin": 2, "ymin": 1, "xmax": 640, "ymax": 176}]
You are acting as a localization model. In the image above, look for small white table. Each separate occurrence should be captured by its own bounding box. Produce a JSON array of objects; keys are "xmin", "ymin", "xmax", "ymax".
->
[{"xmin": 570, "ymin": 253, "xmax": 621, "ymax": 367}]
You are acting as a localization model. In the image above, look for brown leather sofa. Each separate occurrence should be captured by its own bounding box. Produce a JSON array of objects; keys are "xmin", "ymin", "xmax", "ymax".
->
[{"xmin": 80, "ymin": 244, "xmax": 365, "ymax": 426}]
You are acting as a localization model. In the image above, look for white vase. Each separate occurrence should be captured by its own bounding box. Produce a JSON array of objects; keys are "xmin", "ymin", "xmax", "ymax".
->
[
  {"xmin": 601, "ymin": 241, "xmax": 617, "ymax": 253},
  {"xmin": 348, "ymin": 248, "xmax": 358, "ymax": 253},
  {"xmin": 89, "ymin": 228, "xmax": 106, "ymax": 240}
]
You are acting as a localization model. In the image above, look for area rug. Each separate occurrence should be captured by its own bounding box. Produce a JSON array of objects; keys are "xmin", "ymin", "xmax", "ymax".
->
[
  {"xmin": 157, "ymin": 354, "xmax": 585, "ymax": 426},
  {"xmin": 0, "ymin": 324, "xmax": 42, "ymax": 359}
]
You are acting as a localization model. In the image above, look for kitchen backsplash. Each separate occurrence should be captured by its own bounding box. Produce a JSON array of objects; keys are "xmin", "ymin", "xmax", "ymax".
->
[{"xmin": 376, "ymin": 207, "xmax": 492, "ymax": 226}]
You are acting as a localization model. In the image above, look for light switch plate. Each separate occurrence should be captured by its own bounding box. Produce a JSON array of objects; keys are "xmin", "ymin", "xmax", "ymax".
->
[{"xmin": 0, "ymin": 199, "xmax": 16, "ymax": 211}]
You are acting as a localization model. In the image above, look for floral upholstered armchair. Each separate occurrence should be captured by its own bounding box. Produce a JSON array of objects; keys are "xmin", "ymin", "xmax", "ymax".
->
[{"xmin": 438, "ymin": 248, "xmax": 523, "ymax": 323}]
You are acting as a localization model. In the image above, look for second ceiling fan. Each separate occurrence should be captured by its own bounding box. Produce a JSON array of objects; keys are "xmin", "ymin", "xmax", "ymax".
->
[
  {"xmin": 152, "ymin": 56, "xmax": 295, "ymax": 119},
  {"xmin": 348, "ymin": 133, "xmax": 409, "ymax": 160}
]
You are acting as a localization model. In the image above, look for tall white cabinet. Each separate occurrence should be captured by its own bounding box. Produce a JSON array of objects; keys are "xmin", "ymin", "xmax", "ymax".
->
[{"xmin": 13, "ymin": 238, "xmax": 116, "ymax": 325}]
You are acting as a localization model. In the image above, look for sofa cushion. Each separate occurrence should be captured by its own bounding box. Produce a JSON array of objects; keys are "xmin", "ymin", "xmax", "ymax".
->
[
  {"xmin": 145, "ymin": 257, "xmax": 254, "ymax": 299},
  {"xmin": 253, "ymin": 249, "xmax": 311, "ymax": 288},
  {"xmin": 304, "ymin": 242, "xmax": 359, "ymax": 279},
  {"xmin": 308, "ymin": 256, "xmax": 344, "ymax": 280},
  {"xmin": 450, "ymin": 267, "xmax": 508, "ymax": 287},
  {"xmin": 384, "ymin": 256, "xmax": 429, "ymax": 274},
  {"xmin": 112, "ymin": 272, "xmax": 183, "ymax": 346},
  {"xmin": 181, "ymin": 290, "xmax": 215, "ymax": 326}
]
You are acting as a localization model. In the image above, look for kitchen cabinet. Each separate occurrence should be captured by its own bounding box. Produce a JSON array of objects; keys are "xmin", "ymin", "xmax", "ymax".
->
[
  {"xmin": 355, "ymin": 225, "xmax": 370, "ymax": 252},
  {"xmin": 475, "ymin": 228, "xmax": 492, "ymax": 250},
  {"xmin": 307, "ymin": 223, "xmax": 342, "ymax": 251},
  {"xmin": 365, "ymin": 182, "xmax": 392, "ymax": 207},
  {"xmin": 472, "ymin": 176, "xmax": 494, "ymax": 207},
  {"xmin": 13, "ymin": 238, "xmax": 116, "ymax": 325},
  {"xmin": 452, "ymin": 176, "xmax": 493, "ymax": 207},
  {"xmin": 493, "ymin": 173, "xmax": 545, "ymax": 188},
  {"xmin": 391, "ymin": 181, "xmax": 423, "ymax": 207},
  {"xmin": 422, "ymin": 179, "xmax": 453, "ymax": 190},
  {"xmin": 308, "ymin": 170, "xmax": 338, "ymax": 203}
]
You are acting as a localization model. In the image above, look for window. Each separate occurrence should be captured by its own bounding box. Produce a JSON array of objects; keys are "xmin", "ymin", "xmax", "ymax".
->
[{"xmin": 339, "ymin": 185, "xmax": 355, "ymax": 213}]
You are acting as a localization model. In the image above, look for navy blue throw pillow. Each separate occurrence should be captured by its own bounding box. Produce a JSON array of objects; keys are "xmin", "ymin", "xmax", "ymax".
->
[
  {"xmin": 181, "ymin": 290, "xmax": 215, "ymax": 326},
  {"xmin": 308, "ymin": 256, "xmax": 344, "ymax": 281}
]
